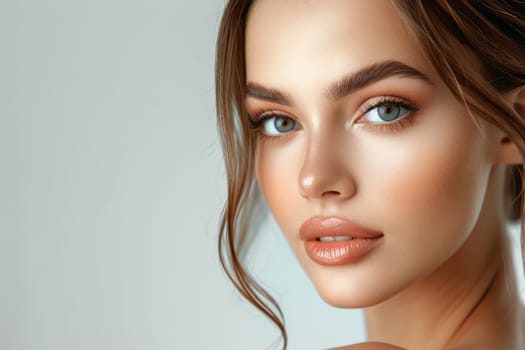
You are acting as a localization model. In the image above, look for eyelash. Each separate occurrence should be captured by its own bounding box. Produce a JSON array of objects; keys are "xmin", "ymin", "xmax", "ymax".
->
[
  {"xmin": 248, "ymin": 95, "xmax": 420, "ymax": 138},
  {"xmin": 357, "ymin": 96, "xmax": 419, "ymax": 133},
  {"xmin": 248, "ymin": 111, "xmax": 297, "ymax": 142}
]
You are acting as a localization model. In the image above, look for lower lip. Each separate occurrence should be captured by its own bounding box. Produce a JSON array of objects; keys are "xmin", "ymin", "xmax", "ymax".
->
[{"xmin": 304, "ymin": 237, "xmax": 383, "ymax": 266}]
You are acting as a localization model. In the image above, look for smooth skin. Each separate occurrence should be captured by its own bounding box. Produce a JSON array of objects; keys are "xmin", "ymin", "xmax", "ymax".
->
[
  {"xmin": 332, "ymin": 342, "xmax": 405, "ymax": 350},
  {"xmin": 244, "ymin": 0, "xmax": 525, "ymax": 349}
]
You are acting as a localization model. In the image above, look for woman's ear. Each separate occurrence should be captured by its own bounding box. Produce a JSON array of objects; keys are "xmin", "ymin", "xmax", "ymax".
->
[{"xmin": 495, "ymin": 86, "xmax": 525, "ymax": 165}]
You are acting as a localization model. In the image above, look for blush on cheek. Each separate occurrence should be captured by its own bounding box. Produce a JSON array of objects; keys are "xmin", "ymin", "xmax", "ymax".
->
[
  {"xmin": 255, "ymin": 143, "xmax": 304, "ymax": 234},
  {"xmin": 376, "ymin": 134, "xmax": 490, "ymax": 256}
]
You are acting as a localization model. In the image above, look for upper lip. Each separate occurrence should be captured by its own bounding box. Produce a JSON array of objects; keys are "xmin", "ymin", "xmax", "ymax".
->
[{"xmin": 299, "ymin": 216, "xmax": 384, "ymax": 241}]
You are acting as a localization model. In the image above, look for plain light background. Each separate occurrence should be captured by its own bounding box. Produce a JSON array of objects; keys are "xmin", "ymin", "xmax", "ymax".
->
[{"xmin": 3, "ymin": 1, "xmax": 524, "ymax": 350}]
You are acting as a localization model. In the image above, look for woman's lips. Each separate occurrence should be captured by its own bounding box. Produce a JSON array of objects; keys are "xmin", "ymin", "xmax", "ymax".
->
[{"xmin": 299, "ymin": 217, "xmax": 384, "ymax": 266}]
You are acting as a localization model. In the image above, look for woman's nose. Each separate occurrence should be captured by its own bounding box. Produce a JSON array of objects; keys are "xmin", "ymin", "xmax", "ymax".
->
[{"xmin": 298, "ymin": 134, "xmax": 357, "ymax": 201}]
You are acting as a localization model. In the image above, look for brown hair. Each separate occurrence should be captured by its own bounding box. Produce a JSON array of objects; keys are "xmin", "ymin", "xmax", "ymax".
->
[{"xmin": 215, "ymin": 1, "xmax": 525, "ymax": 348}]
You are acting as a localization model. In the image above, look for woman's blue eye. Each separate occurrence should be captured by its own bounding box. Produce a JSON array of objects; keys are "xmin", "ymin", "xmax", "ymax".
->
[
  {"xmin": 363, "ymin": 102, "xmax": 412, "ymax": 123},
  {"xmin": 261, "ymin": 115, "xmax": 298, "ymax": 136}
]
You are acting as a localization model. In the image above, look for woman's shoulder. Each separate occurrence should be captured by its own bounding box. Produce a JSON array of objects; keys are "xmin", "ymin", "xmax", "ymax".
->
[{"xmin": 330, "ymin": 343, "xmax": 405, "ymax": 349}]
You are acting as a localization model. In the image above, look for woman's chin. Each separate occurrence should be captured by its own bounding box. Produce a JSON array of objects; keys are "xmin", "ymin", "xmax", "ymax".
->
[
  {"xmin": 314, "ymin": 281, "xmax": 395, "ymax": 309},
  {"xmin": 307, "ymin": 269, "xmax": 412, "ymax": 309}
]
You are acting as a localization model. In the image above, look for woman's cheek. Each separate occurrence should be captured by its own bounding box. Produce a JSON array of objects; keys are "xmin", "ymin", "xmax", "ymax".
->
[
  {"xmin": 255, "ymin": 139, "xmax": 305, "ymax": 233},
  {"xmin": 370, "ymin": 127, "xmax": 490, "ymax": 269}
]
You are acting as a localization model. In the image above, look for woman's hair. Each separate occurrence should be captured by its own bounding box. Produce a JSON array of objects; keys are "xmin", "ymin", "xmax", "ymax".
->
[{"xmin": 215, "ymin": 0, "xmax": 525, "ymax": 347}]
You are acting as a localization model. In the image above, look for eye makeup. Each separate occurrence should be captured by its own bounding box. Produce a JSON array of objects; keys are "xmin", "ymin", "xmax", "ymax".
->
[
  {"xmin": 247, "ymin": 94, "xmax": 421, "ymax": 139},
  {"xmin": 248, "ymin": 110, "xmax": 302, "ymax": 142},
  {"xmin": 353, "ymin": 95, "xmax": 420, "ymax": 133}
]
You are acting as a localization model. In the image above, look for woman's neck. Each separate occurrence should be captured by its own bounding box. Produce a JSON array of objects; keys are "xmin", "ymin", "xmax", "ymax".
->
[{"xmin": 364, "ymin": 223, "xmax": 524, "ymax": 350}]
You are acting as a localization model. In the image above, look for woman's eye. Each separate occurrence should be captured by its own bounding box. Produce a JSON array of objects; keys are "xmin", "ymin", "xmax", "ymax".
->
[
  {"xmin": 362, "ymin": 101, "xmax": 413, "ymax": 124},
  {"xmin": 261, "ymin": 115, "xmax": 299, "ymax": 136}
]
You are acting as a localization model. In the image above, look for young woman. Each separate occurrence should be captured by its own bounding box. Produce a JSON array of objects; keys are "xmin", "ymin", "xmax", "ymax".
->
[{"xmin": 215, "ymin": 1, "xmax": 525, "ymax": 349}]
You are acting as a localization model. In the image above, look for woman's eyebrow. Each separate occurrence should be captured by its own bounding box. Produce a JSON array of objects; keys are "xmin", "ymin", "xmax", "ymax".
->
[
  {"xmin": 245, "ymin": 83, "xmax": 293, "ymax": 106},
  {"xmin": 245, "ymin": 60, "xmax": 431, "ymax": 106},
  {"xmin": 325, "ymin": 60, "xmax": 432, "ymax": 100}
]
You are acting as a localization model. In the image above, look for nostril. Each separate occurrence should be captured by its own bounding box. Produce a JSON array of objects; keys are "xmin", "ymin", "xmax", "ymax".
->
[{"xmin": 322, "ymin": 190, "xmax": 341, "ymax": 197}]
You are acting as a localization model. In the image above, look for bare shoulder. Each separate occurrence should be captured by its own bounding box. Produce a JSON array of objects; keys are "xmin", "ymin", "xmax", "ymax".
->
[{"xmin": 331, "ymin": 342, "xmax": 406, "ymax": 350}]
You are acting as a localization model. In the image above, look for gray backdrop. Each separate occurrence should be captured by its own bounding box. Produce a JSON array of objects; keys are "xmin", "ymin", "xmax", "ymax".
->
[{"xmin": 3, "ymin": 0, "xmax": 523, "ymax": 349}]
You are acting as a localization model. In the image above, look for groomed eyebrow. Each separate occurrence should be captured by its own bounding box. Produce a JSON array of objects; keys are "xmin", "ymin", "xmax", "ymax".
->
[
  {"xmin": 326, "ymin": 60, "xmax": 431, "ymax": 100},
  {"xmin": 245, "ymin": 83, "xmax": 292, "ymax": 106},
  {"xmin": 245, "ymin": 60, "xmax": 431, "ymax": 106}
]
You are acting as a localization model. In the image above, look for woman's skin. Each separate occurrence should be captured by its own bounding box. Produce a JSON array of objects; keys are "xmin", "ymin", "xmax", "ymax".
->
[{"xmin": 243, "ymin": 0, "xmax": 525, "ymax": 349}]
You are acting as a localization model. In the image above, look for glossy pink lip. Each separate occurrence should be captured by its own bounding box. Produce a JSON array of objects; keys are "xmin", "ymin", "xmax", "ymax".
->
[{"xmin": 300, "ymin": 217, "xmax": 384, "ymax": 266}]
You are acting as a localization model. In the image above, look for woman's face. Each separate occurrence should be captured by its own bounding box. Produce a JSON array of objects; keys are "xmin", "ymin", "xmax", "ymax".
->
[{"xmin": 245, "ymin": 0, "xmax": 502, "ymax": 307}]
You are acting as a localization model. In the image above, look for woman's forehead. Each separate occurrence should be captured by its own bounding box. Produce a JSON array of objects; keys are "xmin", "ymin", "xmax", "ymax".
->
[{"xmin": 245, "ymin": 0, "xmax": 437, "ymax": 93}]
